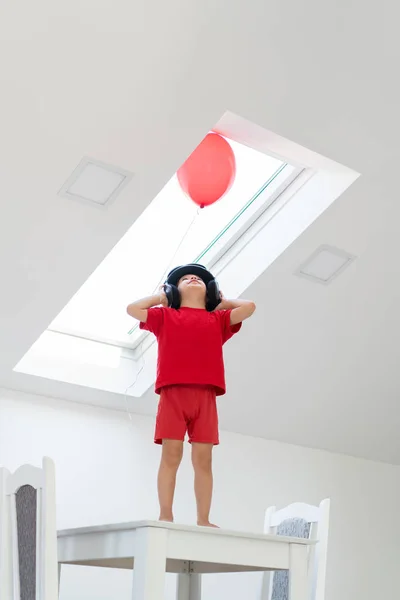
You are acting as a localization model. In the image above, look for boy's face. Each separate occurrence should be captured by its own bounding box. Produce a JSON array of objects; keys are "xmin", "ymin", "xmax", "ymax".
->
[{"xmin": 177, "ymin": 274, "xmax": 207, "ymax": 304}]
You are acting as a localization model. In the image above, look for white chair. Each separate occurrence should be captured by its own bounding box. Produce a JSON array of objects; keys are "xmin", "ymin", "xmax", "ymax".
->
[
  {"xmin": 0, "ymin": 457, "xmax": 58, "ymax": 600},
  {"xmin": 261, "ymin": 499, "xmax": 330, "ymax": 600}
]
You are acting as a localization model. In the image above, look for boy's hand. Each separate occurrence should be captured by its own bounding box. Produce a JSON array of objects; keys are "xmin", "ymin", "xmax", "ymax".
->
[
  {"xmin": 215, "ymin": 291, "xmax": 230, "ymax": 310},
  {"xmin": 158, "ymin": 285, "xmax": 169, "ymax": 307},
  {"xmin": 214, "ymin": 293, "xmax": 256, "ymax": 324}
]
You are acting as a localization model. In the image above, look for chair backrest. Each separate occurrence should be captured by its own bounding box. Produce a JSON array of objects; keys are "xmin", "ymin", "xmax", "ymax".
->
[
  {"xmin": 0, "ymin": 457, "xmax": 58, "ymax": 600},
  {"xmin": 262, "ymin": 499, "xmax": 330, "ymax": 600}
]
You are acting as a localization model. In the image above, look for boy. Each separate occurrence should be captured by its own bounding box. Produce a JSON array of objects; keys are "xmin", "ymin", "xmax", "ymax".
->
[{"xmin": 127, "ymin": 264, "xmax": 255, "ymax": 527}]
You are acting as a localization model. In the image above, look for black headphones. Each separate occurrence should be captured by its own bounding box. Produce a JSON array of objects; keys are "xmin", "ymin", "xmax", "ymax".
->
[{"xmin": 163, "ymin": 264, "xmax": 220, "ymax": 312}]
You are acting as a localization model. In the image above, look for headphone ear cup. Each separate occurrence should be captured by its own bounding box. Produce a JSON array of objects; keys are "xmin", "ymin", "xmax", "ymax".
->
[
  {"xmin": 206, "ymin": 279, "xmax": 220, "ymax": 312},
  {"xmin": 164, "ymin": 283, "xmax": 181, "ymax": 309}
]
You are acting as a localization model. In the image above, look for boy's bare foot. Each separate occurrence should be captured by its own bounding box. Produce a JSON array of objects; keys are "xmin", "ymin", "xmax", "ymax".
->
[
  {"xmin": 159, "ymin": 514, "xmax": 174, "ymax": 523},
  {"xmin": 197, "ymin": 520, "xmax": 219, "ymax": 528}
]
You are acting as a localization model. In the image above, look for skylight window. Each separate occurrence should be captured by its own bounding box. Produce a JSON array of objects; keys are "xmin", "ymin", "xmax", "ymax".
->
[
  {"xmin": 15, "ymin": 113, "xmax": 360, "ymax": 400},
  {"xmin": 49, "ymin": 136, "xmax": 297, "ymax": 348}
]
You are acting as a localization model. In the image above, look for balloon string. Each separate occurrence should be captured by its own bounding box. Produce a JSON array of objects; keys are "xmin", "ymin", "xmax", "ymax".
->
[
  {"xmin": 127, "ymin": 204, "xmax": 202, "ymax": 337},
  {"xmin": 151, "ymin": 205, "xmax": 202, "ymax": 294},
  {"xmin": 125, "ymin": 204, "xmax": 203, "ymax": 414}
]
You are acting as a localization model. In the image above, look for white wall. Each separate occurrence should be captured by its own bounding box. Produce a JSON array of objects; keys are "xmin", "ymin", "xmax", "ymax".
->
[{"xmin": 0, "ymin": 388, "xmax": 398, "ymax": 600}]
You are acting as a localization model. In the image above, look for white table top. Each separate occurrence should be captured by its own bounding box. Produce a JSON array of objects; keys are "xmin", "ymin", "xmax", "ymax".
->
[
  {"xmin": 57, "ymin": 519, "xmax": 315, "ymax": 580},
  {"xmin": 58, "ymin": 519, "xmax": 314, "ymax": 545},
  {"xmin": 58, "ymin": 520, "xmax": 313, "ymax": 600}
]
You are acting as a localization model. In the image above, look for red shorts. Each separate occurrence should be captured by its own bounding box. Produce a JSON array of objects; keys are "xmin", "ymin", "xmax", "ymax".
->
[{"xmin": 155, "ymin": 385, "xmax": 219, "ymax": 445}]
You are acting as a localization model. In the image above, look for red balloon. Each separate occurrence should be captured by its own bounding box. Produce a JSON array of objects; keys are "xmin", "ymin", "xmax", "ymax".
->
[{"xmin": 177, "ymin": 133, "xmax": 236, "ymax": 208}]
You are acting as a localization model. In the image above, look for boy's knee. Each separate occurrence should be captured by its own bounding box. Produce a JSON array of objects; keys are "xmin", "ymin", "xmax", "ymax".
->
[
  {"xmin": 162, "ymin": 442, "xmax": 183, "ymax": 468},
  {"xmin": 192, "ymin": 447, "xmax": 212, "ymax": 471}
]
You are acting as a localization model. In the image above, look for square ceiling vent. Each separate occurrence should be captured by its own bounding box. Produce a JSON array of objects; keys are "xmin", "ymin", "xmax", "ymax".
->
[
  {"xmin": 58, "ymin": 157, "xmax": 133, "ymax": 207},
  {"xmin": 295, "ymin": 245, "xmax": 356, "ymax": 285}
]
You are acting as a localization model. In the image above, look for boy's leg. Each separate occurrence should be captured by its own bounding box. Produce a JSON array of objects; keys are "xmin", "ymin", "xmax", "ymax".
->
[
  {"xmin": 155, "ymin": 386, "xmax": 187, "ymax": 522},
  {"xmin": 188, "ymin": 387, "xmax": 219, "ymax": 527},
  {"xmin": 191, "ymin": 443, "xmax": 217, "ymax": 527},
  {"xmin": 158, "ymin": 439, "xmax": 183, "ymax": 522}
]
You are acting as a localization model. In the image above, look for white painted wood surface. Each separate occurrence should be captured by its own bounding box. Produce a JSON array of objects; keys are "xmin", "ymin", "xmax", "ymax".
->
[
  {"xmin": 262, "ymin": 499, "xmax": 330, "ymax": 600},
  {"xmin": 289, "ymin": 544, "xmax": 308, "ymax": 600},
  {"xmin": 0, "ymin": 457, "xmax": 58, "ymax": 600},
  {"xmin": 131, "ymin": 527, "xmax": 167, "ymax": 600},
  {"xmin": 58, "ymin": 520, "xmax": 313, "ymax": 600}
]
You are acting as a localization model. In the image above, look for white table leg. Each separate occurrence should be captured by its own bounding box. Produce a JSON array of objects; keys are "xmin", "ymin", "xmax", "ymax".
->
[
  {"xmin": 189, "ymin": 573, "xmax": 201, "ymax": 600},
  {"xmin": 58, "ymin": 563, "xmax": 61, "ymax": 597},
  {"xmin": 289, "ymin": 544, "xmax": 308, "ymax": 600},
  {"xmin": 132, "ymin": 527, "xmax": 167, "ymax": 600},
  {"xmin": 177, "ymin": 573, "xmax": 190, "ymax": 600},
  {"xmin": 177, "ymin": 571, "xmax": 201, "ymax": 600}
]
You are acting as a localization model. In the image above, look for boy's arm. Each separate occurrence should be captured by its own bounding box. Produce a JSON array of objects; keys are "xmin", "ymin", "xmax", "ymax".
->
[
  {"xmin": 126, "ymin": 289, "xmax": 168, "ymax": 323},
  {"xmin": 216, "ymin": 295, "xmax": 256, "ymax": 325}
]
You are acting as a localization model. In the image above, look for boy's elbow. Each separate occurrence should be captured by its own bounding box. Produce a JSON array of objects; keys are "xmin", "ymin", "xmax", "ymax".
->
[
  {"xmin": 127, "ymin": 304, "xmax": 148, "ymax": 323},
  {"xmin": 248, "ymin": 301, "xmax": 256, "ymax": 316},
  {"xmin": 127, "ymin": 303, "xmax": 138, "ymax": 318}
]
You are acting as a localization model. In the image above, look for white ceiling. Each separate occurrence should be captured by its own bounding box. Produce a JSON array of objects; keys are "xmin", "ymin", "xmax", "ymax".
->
[{"xmin": 1, "ymin": 1, "xmax": 399, "ymax": 464}]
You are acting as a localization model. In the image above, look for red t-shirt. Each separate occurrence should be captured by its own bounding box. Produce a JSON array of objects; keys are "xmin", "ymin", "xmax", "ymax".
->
[{"xmin": 140, "ymin": 307, "xmax": 241, "ymax": 395}]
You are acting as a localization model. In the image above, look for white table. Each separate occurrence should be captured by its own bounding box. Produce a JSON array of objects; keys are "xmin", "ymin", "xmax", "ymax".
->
[{"xmin": 57, "ymin": 520, "xmax": 313, "ymax": 600}]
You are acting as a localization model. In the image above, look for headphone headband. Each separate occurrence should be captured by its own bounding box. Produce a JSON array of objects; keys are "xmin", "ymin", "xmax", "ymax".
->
[{"xmin": 166, "ymin": 264, "xmax": 215, "ymax": 287}]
